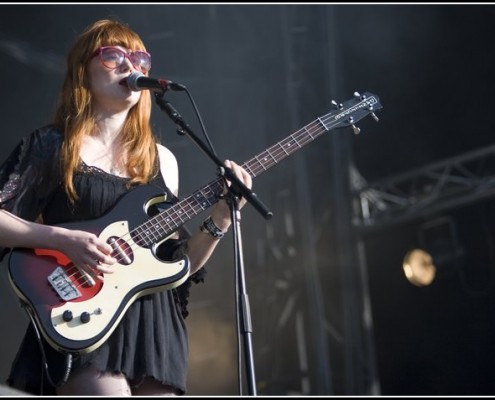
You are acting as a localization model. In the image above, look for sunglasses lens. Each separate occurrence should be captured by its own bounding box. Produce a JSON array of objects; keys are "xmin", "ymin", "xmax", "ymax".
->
[
  {"xmin": 100, "ymin": 48, "xmax": 124, "ymax": 69},
  {"xmin": 130, "ymin": 51, "xmax": 151, "ymax": 73}
]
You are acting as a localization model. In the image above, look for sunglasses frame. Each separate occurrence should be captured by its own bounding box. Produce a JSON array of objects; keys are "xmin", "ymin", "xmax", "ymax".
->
[{"xmin": 93, "ymin": 46, "xmax": 151, "ymax": 74}]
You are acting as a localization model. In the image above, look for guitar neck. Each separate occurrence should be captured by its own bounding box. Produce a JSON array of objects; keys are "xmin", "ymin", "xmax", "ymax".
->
[
  {"xmin": 136, "ymin": 92, "xmax": 381, "ymax": 245},
  {"xmin": 243, "ymin": 118, "xmax": 328, "ymax": 178},
  {"xmin": 148, "ymin": 118, "xmax": 328, "ymax": 240}
]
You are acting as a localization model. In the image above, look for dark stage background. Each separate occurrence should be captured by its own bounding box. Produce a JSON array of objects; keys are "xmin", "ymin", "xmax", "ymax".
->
[{"xmin": 1, "ymin": 3, "xmax": 495, "ymax": 396}]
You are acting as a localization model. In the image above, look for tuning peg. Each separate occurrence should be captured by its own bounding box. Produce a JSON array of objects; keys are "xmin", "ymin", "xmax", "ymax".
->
[
  {"xmin": 355, "ymin": 91, "xmax": 368, "ymax": 100},
  {"xmin": 365, "ymin": 104, "xmax": 380, "ymax": 122},
  {"xmin": 348, "ymin": 117, "xmax": 361, "ymax": 134},
  {"xmin": 331, "ymin": 100, "xmax": 343, "ymax": 109}
]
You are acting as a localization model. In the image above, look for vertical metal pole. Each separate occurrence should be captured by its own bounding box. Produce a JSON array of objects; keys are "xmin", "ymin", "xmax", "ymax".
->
[{"xmin": 279, "ymin": 6, "xmax": 333, "ymax": 394}]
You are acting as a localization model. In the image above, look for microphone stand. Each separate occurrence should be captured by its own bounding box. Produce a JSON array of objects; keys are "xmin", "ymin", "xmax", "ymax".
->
[{"xmin": 154, "ymin": 92, "xmax": 272, "ymax": 396}]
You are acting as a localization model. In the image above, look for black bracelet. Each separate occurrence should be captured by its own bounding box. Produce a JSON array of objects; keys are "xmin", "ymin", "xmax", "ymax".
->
[{"xmin": 200, "ymin": 216, "xmax": 225, "ymax": 239}]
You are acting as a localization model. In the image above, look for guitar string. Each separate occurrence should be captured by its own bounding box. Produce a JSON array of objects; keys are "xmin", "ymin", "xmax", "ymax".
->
[
  {"xmin": 114, "ymin": 96, "xmax": 374, "ymax": 255},
  {"xmin": 63, "ymin": 99, "xmax": 373, "ymax": 290}
]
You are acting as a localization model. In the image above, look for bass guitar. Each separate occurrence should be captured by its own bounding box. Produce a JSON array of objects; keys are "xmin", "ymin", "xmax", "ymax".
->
[{"xmin": 8, "ymin": 91, "xmax": 382, "ymax": 354}]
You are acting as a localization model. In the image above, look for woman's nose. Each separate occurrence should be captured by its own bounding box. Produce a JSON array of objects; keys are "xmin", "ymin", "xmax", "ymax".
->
[{"xmin": 119, "ymin": 56, "xmax": 134, "ymax": 72}]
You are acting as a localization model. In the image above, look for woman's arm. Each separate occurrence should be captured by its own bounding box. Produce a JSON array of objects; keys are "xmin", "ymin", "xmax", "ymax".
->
[
  {"xmin": 158, "ymin": 142, "xmax": 252, "ymax": 274},
  {"xmin": 0, "ymin": 209, "xmax": 116, "ymax": 274},
  {"xmin": 183, "ymin": 160, "xmax": 252, "ymax": 274}
]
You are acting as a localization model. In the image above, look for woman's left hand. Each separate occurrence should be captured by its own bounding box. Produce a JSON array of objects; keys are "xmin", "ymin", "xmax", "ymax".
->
[{"xmin": 210, "ymin": 160, "xmax": 252, "ymax": 231}]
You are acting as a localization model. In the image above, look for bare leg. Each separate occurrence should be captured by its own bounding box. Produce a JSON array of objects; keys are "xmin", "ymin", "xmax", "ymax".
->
[
  {"xmin": 131, "ymin": 377, "xmax": 181, "ymax": 396},
  {"xmin": 56, "ymin": 365, "xmax": 132, "ymax": 396}
]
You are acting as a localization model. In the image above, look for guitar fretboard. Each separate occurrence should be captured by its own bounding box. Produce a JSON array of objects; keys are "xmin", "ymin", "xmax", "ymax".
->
[{"xmin": 132, "ymin": 93, "xmax": 381, "ymax": 247}]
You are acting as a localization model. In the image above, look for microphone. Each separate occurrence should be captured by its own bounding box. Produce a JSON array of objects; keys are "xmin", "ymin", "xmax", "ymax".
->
[{"xmin": 126, "ymin": 71, "xmax": 186, "ymax": 92}]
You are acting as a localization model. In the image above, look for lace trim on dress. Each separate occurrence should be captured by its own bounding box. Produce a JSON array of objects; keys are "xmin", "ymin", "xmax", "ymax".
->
[
  {"xmin": 0, "ymin": 172, "xmax": 20, "ymax": 203},
  {"xmin": 0, "ymin": 131, "xmax": 28, "ymax": 205},
  {"xmin": 79, "ymin": 161, "xmax": 130, "ymax": 181}
]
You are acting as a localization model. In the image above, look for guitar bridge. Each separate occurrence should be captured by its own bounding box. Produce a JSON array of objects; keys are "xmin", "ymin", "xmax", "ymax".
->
[{"xmin": 48, "ymin": 266, "xmax": 82, "ymax": 301}]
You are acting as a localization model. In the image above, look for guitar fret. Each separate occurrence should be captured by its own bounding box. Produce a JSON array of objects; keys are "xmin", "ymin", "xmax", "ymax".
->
[
  {"xmin": 316, "ymin": 118, "xmax": 328, "ymax": 133},
  {"xmin": 253, "ymin": 154, "xmax": 268, "ymax": 171},
  {"xmin": 172, "ymin": 209, "xmax": 186, "ymax": 224},
  {"xmin": 155, "ymin": 213, "xmax": 173, "ymax": 233},
  {"xmin": 194, "ymin": 191, "xmax": 210, "ymax": 209},
  {"xmin": 142, "ymin": 230, "xmax": 159, "ymax": 247},
  {"xmin": 248, "ymin": 165, "xmax": 258, "ymax": 177},
  {"xmin": 133, "ymin": 226, "xmax": 148, "ymax": 247},
  {"xmin": 303, "ymin": 125, "xmax": 315, "ymax": 140},
  {"xmin": 261, "ymin": 154, "xmax": 275, "ymax": 169},
  {"xmin": 268, "ymin": 152, "xmax": 277, "ymax": 165},
  {"xmin": 142, "ymin": 223, "xmax": 158, "ymax": 246},
  {"xmin": 279, "ymin": 140, "xmax": 292, "ymax": 155}
]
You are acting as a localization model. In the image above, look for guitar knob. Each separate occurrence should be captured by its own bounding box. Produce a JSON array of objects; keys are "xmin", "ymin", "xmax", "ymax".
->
[
  {"xmin": 62, "ymin": 310, "xmax": 73, "ymax": 322},
  {"xmin": 80, "ymin": 312, "xmax": 91, "ymax": 324}
]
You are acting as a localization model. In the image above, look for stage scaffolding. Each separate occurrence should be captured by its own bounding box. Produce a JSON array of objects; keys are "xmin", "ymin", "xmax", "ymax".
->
[{"xmin": 352, "ymin": 144, "xmax": 495, "ymax": 232}]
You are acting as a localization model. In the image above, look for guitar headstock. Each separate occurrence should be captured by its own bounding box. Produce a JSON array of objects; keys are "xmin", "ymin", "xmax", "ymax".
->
[{"xmin": 323, "ymin": 91, "xmax": 383, "ymax": 135}]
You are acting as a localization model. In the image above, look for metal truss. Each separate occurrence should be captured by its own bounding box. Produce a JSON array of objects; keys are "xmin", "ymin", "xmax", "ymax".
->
[{"xmin": 352, "ymin": 144, "xmax": 495, "ymax": 232}]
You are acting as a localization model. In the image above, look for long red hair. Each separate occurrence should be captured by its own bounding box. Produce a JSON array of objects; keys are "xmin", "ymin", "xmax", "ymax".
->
[{"xmin": 53, "ymin": 19, "xmax": 158, "ymax": 202}]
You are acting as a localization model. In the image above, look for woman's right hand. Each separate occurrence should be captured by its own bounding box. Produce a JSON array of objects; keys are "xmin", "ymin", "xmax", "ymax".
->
[
  {"xmin": 53, "ymin": 227, "xmax": 117, "ymax": 278},
  {"xmin": 0, "ymin": 210, "xmax": 117, "ymax": 279}
]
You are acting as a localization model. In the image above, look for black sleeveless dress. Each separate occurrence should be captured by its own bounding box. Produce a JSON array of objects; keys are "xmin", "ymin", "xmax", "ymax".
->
[{"xmin": 0, "ymin": 126, "xmax": 205, "ymax": 395}]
